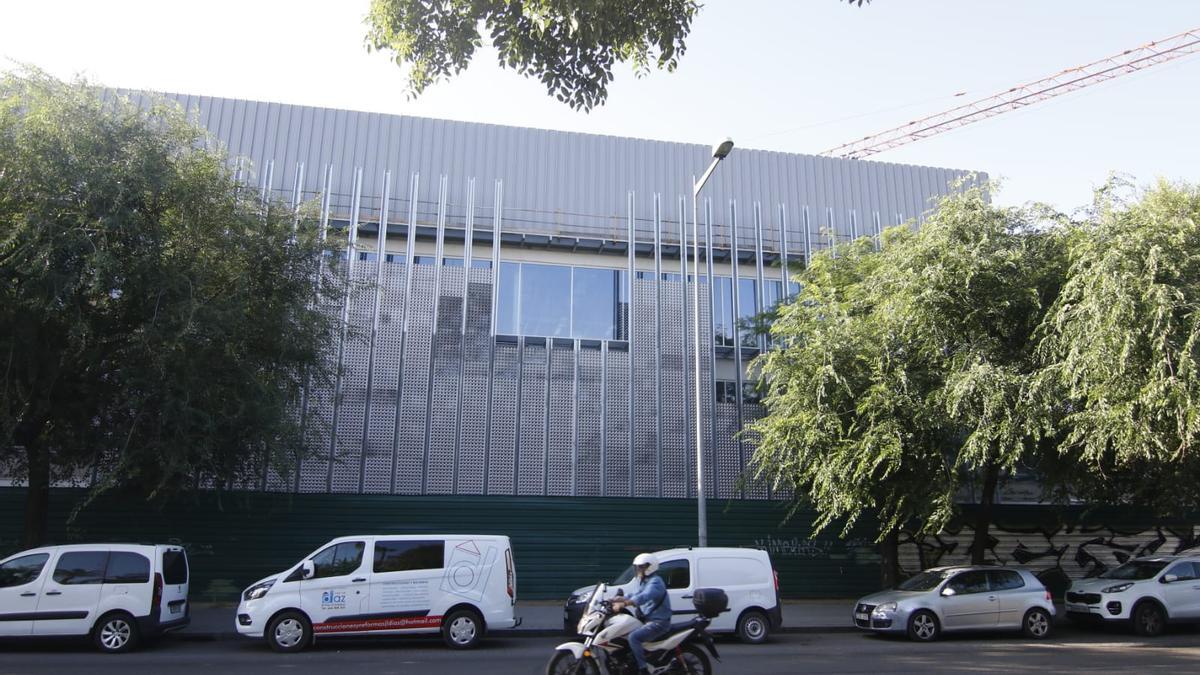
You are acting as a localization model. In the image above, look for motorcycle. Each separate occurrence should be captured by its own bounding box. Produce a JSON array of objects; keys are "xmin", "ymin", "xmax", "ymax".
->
[{"xmin": 546, "ymin": 583, "xmax": 724, "ymax": 675}]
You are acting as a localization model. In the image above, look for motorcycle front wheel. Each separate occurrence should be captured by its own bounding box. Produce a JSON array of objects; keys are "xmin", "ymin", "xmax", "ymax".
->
[
  {"xmin": 670, "ymin": 645, "xmax": 713, "ymax": 675},
  {"xmin": 545, "ymin": 650, "xmax": 601, "ymax": 675}
]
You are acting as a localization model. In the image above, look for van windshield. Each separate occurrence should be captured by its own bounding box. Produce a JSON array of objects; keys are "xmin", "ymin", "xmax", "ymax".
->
[{"xmin": 612, "ymin": 565, "xmax": 637, "ymax": 585}]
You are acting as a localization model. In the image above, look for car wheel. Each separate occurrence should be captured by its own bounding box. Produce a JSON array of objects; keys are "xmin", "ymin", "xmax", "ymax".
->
[
  {"xmin": 92, "ymin": 611, "xmax": 140, "ymax": 654},
  {"xmin": 736, "ymin": 609, "xmax": 770, "ymax": 644},
  {"xmin": 443, "ymin": 608, "xmax": 484, "ymax": 649},
  {"xmin": 907, "ymin": 610, "xmax": 940, "ymax": 642},
  {"xmin": 1022, "ymin": 607, "xmax": 1052, "ymax": 639},
  {"xmin": 266, "ymin": 610, "xmax": 312, "ymax": 653},
  {"xmin": 1133, "ymin": 602, "xmax": 1167, "ymax": 637}
]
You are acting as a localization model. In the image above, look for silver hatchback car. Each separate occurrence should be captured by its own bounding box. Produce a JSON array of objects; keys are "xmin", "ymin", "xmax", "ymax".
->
[{"xmin": 853, "ymin": 566, "xmax": 1056, "ymax": 641}]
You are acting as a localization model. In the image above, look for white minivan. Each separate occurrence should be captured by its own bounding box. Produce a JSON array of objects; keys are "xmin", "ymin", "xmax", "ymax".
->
[
  {"xmin": 237, "ymin": 534, "xmax": 518, "ymax": 652},
  {"xmin": 0, "ymin": 543, "xmax": 190, "ymax": 653},
  {"xmin": 563, "ymin": 547, "xmax": 782, "ymax": 643}
]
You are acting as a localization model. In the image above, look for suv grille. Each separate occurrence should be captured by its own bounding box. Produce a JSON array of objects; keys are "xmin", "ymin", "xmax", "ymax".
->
[{"xmin": 1067, "ymin": 592, "xmax": 1101, "ymax": 605}]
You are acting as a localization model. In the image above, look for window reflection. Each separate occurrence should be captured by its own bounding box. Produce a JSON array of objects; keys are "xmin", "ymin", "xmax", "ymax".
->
[
  {"xmin": 496, "ymin": 262, "xmax": 629, "ymax": 340},
  {"xmin": 497, "ymin": 262, "xmax": 520, "ymax": 334},
  {"xmin": 573, "ymin": 267, "xmax": 623, "ymax": 340},
  {"xmin": 739, "ymin": 278, "xmax": 759, "ymax": 350},
  {"xmin": 519, "ymin": 263, "xmax": 571, "ymax": 337}
]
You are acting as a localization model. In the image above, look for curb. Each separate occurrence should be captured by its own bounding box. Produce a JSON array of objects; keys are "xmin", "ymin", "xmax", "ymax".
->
[{"xmin": 173, "ymin": 625, "xmax": 859, "ymax": 642}]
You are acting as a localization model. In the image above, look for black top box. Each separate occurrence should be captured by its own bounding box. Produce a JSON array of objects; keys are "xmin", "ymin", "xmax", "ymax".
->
[{"xmin": 691, "ymin": 588, "xmax": 729, "ymax": 618}]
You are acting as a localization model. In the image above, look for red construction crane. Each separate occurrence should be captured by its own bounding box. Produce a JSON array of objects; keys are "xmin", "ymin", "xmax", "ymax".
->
[{"xmin": 822, "ymin": 27, "xmax": 1200, "ymax": 160}]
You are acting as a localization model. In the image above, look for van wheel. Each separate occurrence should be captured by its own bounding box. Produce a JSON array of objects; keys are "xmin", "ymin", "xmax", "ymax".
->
[
  {"xmin": 736, "ymin": 609, "xmax": 770, "ymax": 644},
  {"xmin": 442, "ymin": 608, "xmax": 484, "ymax": 649},
  {"xmin": 93, "ymin": 611, "xmax": 140, "ymax": 654},
  {"xmin": 266, "ymin": 610, "xmax": 312, "ymax": 653},
  {"xmin": 1133, "ymin": 602, "xmax": 1166, "ymax": 637}
]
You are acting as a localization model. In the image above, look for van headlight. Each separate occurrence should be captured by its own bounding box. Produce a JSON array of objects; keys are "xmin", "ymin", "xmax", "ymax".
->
[
  {"xmin": 872, "ymin": 602, "xmax": 898, "ymax": 616},
  {"xmin": 1101, "ymin": 583, "xmax": 1133, "ymax": 594},
  {"xmin": 243, "ymin": 580, "xmax": 275, "ymax": 601}
]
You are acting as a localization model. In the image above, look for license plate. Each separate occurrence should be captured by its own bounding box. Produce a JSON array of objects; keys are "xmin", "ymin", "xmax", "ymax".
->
[
  {"xmin": 855, "ymin": 612, "xmax": 869, "ymax": 621},
  {"xmin": 170, "ymin": 604, "xmax": 182, "ymax": 614}
]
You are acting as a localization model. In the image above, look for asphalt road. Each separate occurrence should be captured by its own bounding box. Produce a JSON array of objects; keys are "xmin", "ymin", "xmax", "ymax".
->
[{"xmin": 2, "ymin": 627, "xmax": 1199, "ymax": 674}]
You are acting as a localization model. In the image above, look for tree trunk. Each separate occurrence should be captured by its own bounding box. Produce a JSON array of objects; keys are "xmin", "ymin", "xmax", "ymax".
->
[
  {"xmin": 970, "ymin": 463, "xmax": 1001, "ymax": 565},
  {"xmin": 22, "ymin": 441, "xmax": 50, "ymax": 548},
  {"xmin": 880, "ymin": 527, "xmax": 901, "ymax": 588}
]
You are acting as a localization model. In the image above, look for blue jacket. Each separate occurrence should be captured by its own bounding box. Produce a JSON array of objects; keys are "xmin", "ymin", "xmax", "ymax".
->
[{"xmin": 627, "ymin": 573, "xmax": 672, "ymax": 623}]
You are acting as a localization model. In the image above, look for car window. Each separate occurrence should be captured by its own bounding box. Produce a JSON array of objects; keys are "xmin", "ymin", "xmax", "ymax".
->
[
  {"xmin": 53, "ymin": 551, "xmax": 109, "ymax": 585},
  {"xmin": 897, "ymin": 570, "xmax": 951, "ymax": 591},
  {"xmin": 162, "ymin": 549, "xmax": 189, "ymax": 585},
  {"xmin": 374, "ymin": 540, "xmax": 445, "ymax": 573},
  {"xmin": 104, "ymin": 552, "xmax": 150, "ymax": 584},
  {"xmin": 1165, "ymin": 561, "xmax": 1199, "ymax": 582},
  {"xmin": 988, "ymin": 570, "xmax": 1026, "ymax": 591},
  {"xmin": 0, "ymin": 553, "xmax": 50, "ymax": 588},
  {"xmin": 659, "ymin": 559, "xmax": 691, "ymax": 590},
  {"xmin": 947, "ymin": 571, "xmax": 990, "ymax": 595},
  {"xmin": 310, "ymin": 541, "xmax": 365, "ymax": 579}
]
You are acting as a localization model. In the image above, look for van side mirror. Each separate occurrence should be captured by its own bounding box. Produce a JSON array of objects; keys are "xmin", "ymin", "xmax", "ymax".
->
[
  {"xmin": 302, "ymin": 560, "xmax": 315, "ymax": 580},
  {"xmin": 1162, "ymin": 574, "xmax": 1178, "ymax": 584},
  {"xmin": 941, "ymin": 587, "xmax": 957, "ymax": 597}
]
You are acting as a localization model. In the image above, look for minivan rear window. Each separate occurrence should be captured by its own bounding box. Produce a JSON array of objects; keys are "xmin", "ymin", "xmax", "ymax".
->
[
  {"xmin": 105, "ymin": 552, "xmax": 150, "ymax": 584},
  {"xmin": 163, "ymin": 549, "xmax": 189, "ymax": 585},
  {"xmin": 374, "ymin": 540, "xmax": 445, "ymax": 573}
]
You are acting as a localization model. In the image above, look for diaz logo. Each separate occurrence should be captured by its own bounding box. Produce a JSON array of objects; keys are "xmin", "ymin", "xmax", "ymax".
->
[{"xmin": 321, "ymin": 590, "xmax": 347, "ymax": 608}]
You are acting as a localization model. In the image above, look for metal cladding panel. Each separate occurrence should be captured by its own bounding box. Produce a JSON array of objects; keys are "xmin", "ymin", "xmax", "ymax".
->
[
  {"xmin": 457, "ymin": 269, "xmax": 493, "ymax": 495},
  {"xmin": 687, "ymin": 280, "xmax": 716, "ymax": 500},
  {"xmin": 331, "ymin": 264, "xmax": 375, "ymax": 492},
  {"xmin": 714, "ymin": 402, "xmax": 741, "ymax": 500},
  {"xmin": 426, "ymin": 266, "xmax": 465, "ymax": 495},
  {"xmin": 631, "ymin": 276, "xmax": 659, "ymax": 498},
  {"xmin": 659, "ymin": 279, "xmax": 690, "ymax": 499},
  {"xmin": 604, "ymin": 348, "xmax": 630, "ymax": 497},
  {"xmin": 395, "ymin": 264, "xmax": 436, "ymax": 494},
  {"xmin": 546, "ymin": 344, "xmax": 575, "ymax": 497},
  {"xmin": 575, "ymin": 345, "xmax": 603, "ymax": 497},
  {"xmin": 517, "ymin": 342, "xmax": 547, "ymax": 496},
  {"xmin": 488, "ymin": 341, "xmax": 519, "ymax": 495},
  {"xmin": 298, "ymin": 262, "xmax": 345, "ymax": 493},
  {"xmin": 125, "ymin": 90, "xmax": 981, "ymax": 257},
  {"xmin": 742, "ymin": 402, "xmax": 769, "ymax": 500},
  {"xmin": 363, "ymin": 260, "xmax": 407, "ymax": 494}
]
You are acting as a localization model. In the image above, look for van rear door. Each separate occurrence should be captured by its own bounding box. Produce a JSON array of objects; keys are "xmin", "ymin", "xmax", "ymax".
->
[{"xmin": 158, "ymin": 546, "xmax": 189, "ymax": 623}]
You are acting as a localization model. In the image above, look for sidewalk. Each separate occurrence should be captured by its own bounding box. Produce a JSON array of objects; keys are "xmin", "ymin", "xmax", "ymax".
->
[{"xmin": 177, "ymin": 599, "xmax": 859, "ymax": 641}]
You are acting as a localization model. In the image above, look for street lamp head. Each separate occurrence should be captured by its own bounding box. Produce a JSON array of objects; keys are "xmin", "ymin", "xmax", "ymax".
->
[{"xmin": 712, "ymin": 138, "xmax": 734, "ymax": 160}]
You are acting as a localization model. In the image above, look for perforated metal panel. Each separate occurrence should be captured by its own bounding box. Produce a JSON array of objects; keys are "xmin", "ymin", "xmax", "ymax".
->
[
  {"xmin": 517, "ymin": 341, "xmax": 547, "ymax": 496},
  {"xmin": 604, "ymin": 347, "xmax": 630, "ymax": 497},
  {"xmin": 575, "ymin": 344, "xmax": 603, "ymax": 497},
  {"xmin": 331, "ymin": 263, "xmax": 375, "ymax": 492},
  {"xmin": 546, "ymin": 343, "xmax": 575, "ymax": 496},
  {"xmin": 298, "ymin": 261, "xmax": 345, "ymax": 493},
  {"xmin": 426, "ymin": 265, "xmax": 464, "ymax": 495},
  {"xmin": 714, "ymin": 402, "xmax": 740, "ymax": 499},
  {"xmin": 456, "ymin": 268, "xmax": 493, "ymax": 495},
  {"xmin": 741, "ymin": 402, "xmax": 770, "ymax": 500},
  {"xmin": 686, "ymin": 278, "xmax": 716, "ymax": 500},
  {"xmin": 394, "ymin": 264, "xmax": 435, "ymax": 494},
  {"xmin": 487, "ymin": 340, "xmax": 519, "ymax": 495},
  {"xmin": 362, "ymin": 260, "xmax": 407, "ymax": 493},
  {"xmin": 658, "ymin": 278, "xmax": 690, "ymax": 498},
  {"xmin": 631, "ymin": 276, "xmax": 660, "ymax": 497}
]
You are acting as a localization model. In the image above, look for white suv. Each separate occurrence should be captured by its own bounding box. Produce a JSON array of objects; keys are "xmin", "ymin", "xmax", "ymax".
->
[
  {"xmin": 1066, "ymin": 554, "xmax": 1200, "ymax": 636},
  {"xmin": 0, "ymin": 543, "xmax": 190, "ymax": 652}
]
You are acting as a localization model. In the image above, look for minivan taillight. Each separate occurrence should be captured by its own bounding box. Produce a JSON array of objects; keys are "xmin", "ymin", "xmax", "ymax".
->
[
  {"xmin": 153, "ymin": 572, "xmax": 163, "ymax": 610},
  {"xmin": 505, "ymin": 549, "xmax": 515, "ymax": 604},
  {"xmin": 773, "ymin": 569, "xmax": 780, "ymax": 593},
  {"xmin": 1045, "ymin": 590, "xmax": 1052, "ymax": 603}
]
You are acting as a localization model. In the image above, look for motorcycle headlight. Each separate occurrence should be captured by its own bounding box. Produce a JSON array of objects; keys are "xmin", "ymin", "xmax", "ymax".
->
[
  {"xmin": 872, "ymin": 602, "xmax": 898, "ymax": 615},
  {"xmin": 243, "ymin": 580, "xmax": 275, "ymax": 601},
  {"xmin": 1101, "ymin": 583, "xmax": 1133, "ymax": 594}
]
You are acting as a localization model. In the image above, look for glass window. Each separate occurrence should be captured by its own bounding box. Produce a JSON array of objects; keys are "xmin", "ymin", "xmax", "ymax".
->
[
  {"xmin": 310, "ymin": 541, "xmax": 365, "ymax": 579},
  {"xmin": 712, "ymin": 277, "xmax": 734, "ymax": 347},
  {"xmin": 496, "ymin": 262, "xmax": 520, "ymax": 334},
  {"xmin": 947, "ymin": 571, "xmax": 990, "ymax": 595},
  {"xmin": 0, "ymin": 553, "xmax": 49, "ymax": 588},
  {"xmin": 896, "ymin": 569, "xmax": 950, "ymax": 591},
  {"xmin": 385, "ymin": 253, "xmax": 404, "ymax": 264},
  {"xmin": 358, "ymin": 251, "xmax": 378, "ymax": 262},
  {"xmin": 742, "ymin": 381, "xmax": 762, "ymax": 404},
  {"xmin": 738, "ymin": 278, "xmax": 759, "ymax": 349},
  {"xmin": 162, "ymin": 550, "xmax": 189, "ymax": 585},
  {"xmin": 1165, "ymin": 562, "xmax": 1199, "ymax": 582},
  {"xmin": 413, "ymin": 255, "xmax": 436, "ymax": 266},
  {"xmin": 373, "ymin": 540, "xmax": 446, "ymax": 573},
  {"xmin": 659, "ymin": 559, "xmax": 691, "ymax": 590},
  {"xmin": 443, "ymin": 257, "xmax": 463, "ymax": 267},
  {"xmin": 53, "ymin": 551, "xmax": 109, "ymax": 585},
  {"xmin": 104, "ymin": 552, "xmax": 150, "ymax": 584},
  {"xmin": 988, "ymin": 570, "xmax": 1026, "ymax": 591},
  {"xmin": 470, "ymin": 259, "xmax": 492, "ymax": 269},
  {"xmin": 661, "ymin": 273, "xmax": 682, "ymax": 282},
  {"xmin": 1100, "ymin": 560, "xmax": 1169, "ymax": 580},
  {"xmin": 573, "ymin": 267, "xmax": 622, "ymax": 340},
  {"xmin": 715, "ymin": 381, "xmax": 737, "ymax": 404},
  {"xmin": 520, "ymin": 263, "xmax": 571, "ymax": 337}
]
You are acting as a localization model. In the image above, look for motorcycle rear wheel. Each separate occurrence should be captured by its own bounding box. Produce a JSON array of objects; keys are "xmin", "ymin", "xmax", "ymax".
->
[
  {"xmin": 669, "ymin": 645, "xmax": 713, "ymax": 675},
  {"xmin": 545, "ymin": 651, "xmax": 601, "ymax": 675}
]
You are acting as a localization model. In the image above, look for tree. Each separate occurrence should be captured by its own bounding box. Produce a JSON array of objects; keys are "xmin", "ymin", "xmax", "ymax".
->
[
  {"xmin": 1037, "ymin": 180, "xmax": 1200, "ymax": 515},
  {"xmin": 364, "ymin": 0, "xmax": 870, "ymax": 111},
  {"xmin": 0, "ymin": 71, "xmax": 338, "ymax": 547},
  {"xmin": 752, "ymin": 185, "xmax": 1068, "ymax": 578}
]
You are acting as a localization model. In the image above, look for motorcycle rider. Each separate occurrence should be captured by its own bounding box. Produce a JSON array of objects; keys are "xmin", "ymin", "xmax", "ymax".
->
[{"xmin": 611, "ymin": 553, "xmax": 672, "ymax": 675}]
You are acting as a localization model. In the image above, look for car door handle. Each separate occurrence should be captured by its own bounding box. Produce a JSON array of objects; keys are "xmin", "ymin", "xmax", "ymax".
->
[
  {"xmin": 988, "ymin": 595, "xmax": 997, "ymax": 601},
  {"xmin": 681, "ymin": 595, "xmax": 694, "ymax": 599},
  {"xmin": 45, "ymin": 590, "xmax": 63, "ymax": 596},
  {"xmin": 20, "ymin": 592, "xmax": 37, "ymax": 597},
  {"xmin": 352, "ymin": 577, "xmax": 367, "ymax": 583}
]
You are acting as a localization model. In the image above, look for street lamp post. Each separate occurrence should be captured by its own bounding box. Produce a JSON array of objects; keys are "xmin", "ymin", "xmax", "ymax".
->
[{"xmin": 692, "ymin": 138, "xmax": 734, "ymax": 547}]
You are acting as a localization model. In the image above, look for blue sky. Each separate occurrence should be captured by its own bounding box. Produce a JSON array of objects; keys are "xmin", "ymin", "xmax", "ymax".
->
[{"xmin": 3, "ymin": 0, "xmax": 1197, "ymax": 210}]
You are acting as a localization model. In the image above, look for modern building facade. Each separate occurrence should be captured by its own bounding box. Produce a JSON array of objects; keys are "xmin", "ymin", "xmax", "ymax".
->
[{"xmin": 121, "ymin": 91, "xmax": 978, "ymax": 503}]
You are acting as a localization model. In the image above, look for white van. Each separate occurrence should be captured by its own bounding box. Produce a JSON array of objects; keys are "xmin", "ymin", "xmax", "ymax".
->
[
  {"xmin": 237, "ymin": 534, "xmax": 518, "ymax": 652},
  {"xmin": 0, "ymin": 543, "xmax": 190, "ymax": 653},
  {"xmin": 564, "ymin": 547, "xmax": 782, "ymax": 643}
]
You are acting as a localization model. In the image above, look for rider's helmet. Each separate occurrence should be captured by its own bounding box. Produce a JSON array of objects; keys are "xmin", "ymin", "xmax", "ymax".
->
[{"xmin": 632, "ymin": 553, "xmax": 660, "ymax": 576}]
